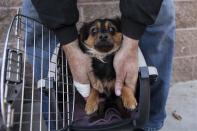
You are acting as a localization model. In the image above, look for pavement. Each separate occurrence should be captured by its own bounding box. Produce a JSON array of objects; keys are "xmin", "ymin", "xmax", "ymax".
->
[
  {"xmin": 0, "ymin": 80, "xmax": 197, "ymax": 130},
  {"xmin": 161, "ymin": 80, "xmax": 197, "ymax": 131}
]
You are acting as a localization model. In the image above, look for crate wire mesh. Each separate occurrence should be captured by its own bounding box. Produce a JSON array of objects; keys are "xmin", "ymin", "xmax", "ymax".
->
[{"xmin": 0, "ymin": 14, "xmax": 75, "ymax": 131}]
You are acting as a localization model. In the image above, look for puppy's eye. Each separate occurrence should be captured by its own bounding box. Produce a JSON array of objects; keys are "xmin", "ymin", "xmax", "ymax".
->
[
  {"xmin": 91, "ymin": 27, "xmax": 98, "ymax": 34},
  {"xmin": 109, "ymin": 27, "xmax": 115, "ymax": 33}
]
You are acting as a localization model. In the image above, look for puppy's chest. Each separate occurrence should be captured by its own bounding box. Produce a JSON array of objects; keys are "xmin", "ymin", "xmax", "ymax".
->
[{"xmin": 92, "ymin": 55, "xmax": 116, "ymax": 83}]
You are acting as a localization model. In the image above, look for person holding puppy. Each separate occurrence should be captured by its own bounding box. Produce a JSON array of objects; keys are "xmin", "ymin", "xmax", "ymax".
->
[{"xmin": 23, "ymin": 0, "xmax": 175, "ymax": 130}]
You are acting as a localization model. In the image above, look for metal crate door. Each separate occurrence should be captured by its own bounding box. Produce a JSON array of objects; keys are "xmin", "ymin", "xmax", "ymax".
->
[{"xmin": 0, "ymin": 14, "xmax": 75, "ymax": 131}]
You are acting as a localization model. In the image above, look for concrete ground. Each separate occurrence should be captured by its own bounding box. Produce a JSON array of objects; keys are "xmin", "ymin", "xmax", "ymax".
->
[
  {"xmin": 0, "ymin": 80, "xmax": 197, "ymax": 130},
  {"xmin": 161, "ymin": 80, "xmax": 197, "ymax": 131}
]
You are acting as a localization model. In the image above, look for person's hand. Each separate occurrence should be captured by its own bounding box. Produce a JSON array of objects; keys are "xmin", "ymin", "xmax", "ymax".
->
[
  {"xmin": 62, "ymin": 39, "xmax": 91, "ymax": 98},
  {"xmin": 113, "ymin": 35, "xmax": 138, "ymax": 96}
]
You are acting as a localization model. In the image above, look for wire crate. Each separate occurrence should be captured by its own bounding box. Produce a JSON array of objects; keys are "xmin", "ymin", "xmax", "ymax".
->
[{"xmin": 0, "ymin": 14, "xmax": 75, "ymax": 131}]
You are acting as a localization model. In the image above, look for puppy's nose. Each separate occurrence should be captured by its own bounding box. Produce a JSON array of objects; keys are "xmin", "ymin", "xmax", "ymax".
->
[{"xmin": 99, "ymin": 33, "xmax": 108, "ymax": 41}]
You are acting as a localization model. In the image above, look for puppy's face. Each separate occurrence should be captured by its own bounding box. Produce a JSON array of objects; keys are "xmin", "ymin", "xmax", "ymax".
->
[{"xmin": 80, "ymin": 18, "xmax": 122, "ymax": 54}]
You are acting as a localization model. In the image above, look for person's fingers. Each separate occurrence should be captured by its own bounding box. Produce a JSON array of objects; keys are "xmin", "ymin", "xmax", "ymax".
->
[
  {"xmin": 115, "ymin": 70, "xmax": 125, "ymax": 96},
  {"xmin": 115, "ymin": 81, "xmax": 123, "ymax": 96},
  {"xmin": 125, "ymin": 68, "xmax": 138, "ymax": 92}
]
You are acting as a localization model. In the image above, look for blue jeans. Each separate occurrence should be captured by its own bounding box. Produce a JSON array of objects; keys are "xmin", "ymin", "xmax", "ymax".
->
[
  {"xmin": 22, "ymin": 0, "xmax": 175, "ymax": 130},
  {"xmin": 22, "ymin": 1, "xmax": 57, "ymax": 130},
  {"xmin": 140, "ymin": 0, "xmax": 175, "ymax": 130}
]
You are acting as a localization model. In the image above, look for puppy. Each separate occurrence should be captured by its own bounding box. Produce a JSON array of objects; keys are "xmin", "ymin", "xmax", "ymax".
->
[{"xmin": 79, "ymin": 18, "xmax": 137, "ymax": 115}]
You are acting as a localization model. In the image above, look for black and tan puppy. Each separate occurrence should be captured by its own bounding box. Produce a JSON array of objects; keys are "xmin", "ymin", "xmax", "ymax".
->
[{"xmin": 79, "ymin": 18, "xmax": 137, "ymax": 115}]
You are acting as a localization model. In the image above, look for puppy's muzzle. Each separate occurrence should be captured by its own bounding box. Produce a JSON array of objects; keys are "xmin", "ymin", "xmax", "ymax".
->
[
  {"xmin": 99, "ymin": 33, "xmax": 109, "ymax": 41},
  {"xmin": 94, "ymin": 41, "xmax": 114, "ymax": 53}
]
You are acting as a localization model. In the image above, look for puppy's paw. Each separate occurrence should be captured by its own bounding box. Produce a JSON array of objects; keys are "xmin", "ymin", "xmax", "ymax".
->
[
  {"xmin": 85, "ymin": 100, "xmax": 99, "ymax": 115},
  {"xmin": 122, "ymin": 94, "xmax": 137, "ymax": 110},
  {"xmin": 85, "ymin": 89, "xmax": 99, "ymax": 115},
  {"xmin": 121, "ymin": 86, "xmax": 137, "ymax": 110}
]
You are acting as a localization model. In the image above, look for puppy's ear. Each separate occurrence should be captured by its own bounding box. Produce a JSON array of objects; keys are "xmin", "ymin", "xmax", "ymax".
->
[
  {"xmin": 111, "ymin": 17, "xmax": 121, "ymax": 32},
  {"xmin": 79, "ymin": 23, "xmax": 90, "ymax": 42}
]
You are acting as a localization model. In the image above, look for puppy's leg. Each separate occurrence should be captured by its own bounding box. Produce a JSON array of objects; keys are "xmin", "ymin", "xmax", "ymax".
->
[
  {"xmin": 88, "ymin": 71, "xmax": 104, "ymax": 93},
  {"xmin": 85, "ymin": 88, "xmax": 100, "ymax": 115},
  {"xmin": 121, "ymin": 85, "xmax": 137, "ymax": 110}
]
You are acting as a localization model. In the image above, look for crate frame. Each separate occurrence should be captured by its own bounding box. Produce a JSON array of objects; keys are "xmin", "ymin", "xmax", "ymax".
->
[{"xmin": 0, "ymin": 14, "xmax": 75, "ymax": 131}]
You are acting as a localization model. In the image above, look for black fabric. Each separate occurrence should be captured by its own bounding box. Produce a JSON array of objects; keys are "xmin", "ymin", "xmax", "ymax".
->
[
  {"xmin": 31, "ymin": 0, "xmax": 163, "ymax": 44},
  {"xmin": 31, "ymin": 0, "xmax": 79, "ymax": 45},
  {"xmin": 120, "ymin": 0, "xmax": 163, "ymax": 39},
  {"xmin": 69, "ymin": 68, "xmax": 151, "ymax": 131}
]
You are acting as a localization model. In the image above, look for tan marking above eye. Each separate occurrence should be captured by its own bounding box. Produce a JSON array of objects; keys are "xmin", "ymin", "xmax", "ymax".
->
[
  {"xmin": 89, "ymin": 21, "xmax": 101, "ymax": 34},
  {"xmin": 104, "ymin": 21, "xmax": 109, "ymax": 30},
  {"xmin": 96, "ymin": 21, "xmax": 101, "ymax": 29},
  {"xmin": 106, "ymin": 21, "xmax": 117, "ymax": 31}
]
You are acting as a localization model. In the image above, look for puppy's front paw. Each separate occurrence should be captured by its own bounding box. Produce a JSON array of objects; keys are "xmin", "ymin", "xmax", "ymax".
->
[
  {"xmin": 121, "ymin": 86, "xmax": 137, "ymax": 110},
  {"xmin": 122, "ymin": 94, "xmax": 137, "ymax": 110},
  {"xmin": 85, "ymin": 89, "xmax": 99, "ymax": 115},
  {"xmin": 85, "ymin": 100, "xmax": 99, "ymax": 115}
]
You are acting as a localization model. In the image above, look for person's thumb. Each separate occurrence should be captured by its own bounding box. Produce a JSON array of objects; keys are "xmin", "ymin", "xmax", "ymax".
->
[{"xmin": 115, "ymin": 71, "xmax": 125, "ymax": 96}]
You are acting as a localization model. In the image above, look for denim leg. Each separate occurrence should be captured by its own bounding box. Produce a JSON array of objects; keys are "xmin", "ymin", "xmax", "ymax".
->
[
  {"xmin": 139, "ymin": 0, "xmax": 176, "ymax": 130},
  {"xmin": 22, "ymin": 0, "xmax": 57, "ymax": 130}
]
